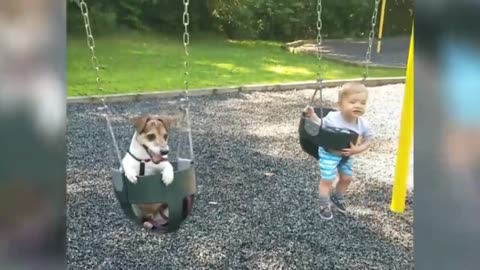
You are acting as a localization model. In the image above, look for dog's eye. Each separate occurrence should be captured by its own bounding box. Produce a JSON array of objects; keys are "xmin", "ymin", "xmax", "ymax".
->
[
  {"xmin": 146, "ymin": 134, "xmax": 156, "ymax": 141},
  {"xmin": 163, "ymin": 134, "xmax": 168, "ymax": 140}
]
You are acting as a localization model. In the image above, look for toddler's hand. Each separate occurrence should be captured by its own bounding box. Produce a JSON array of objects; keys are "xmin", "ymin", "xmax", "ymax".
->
[
  {"xmin": 341, "ymin": 141, "xmax": 363, "ymax": 156},
  {"xmin": 303, "ymin": 106, "xmax": 315, "ymax": 117}
]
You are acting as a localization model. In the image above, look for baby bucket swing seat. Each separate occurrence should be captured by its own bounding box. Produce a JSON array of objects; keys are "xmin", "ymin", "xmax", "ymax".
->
[
  {"xmin": 75, "ymin": 0, "xmax": 196, "ymax": 233},
  {"xmin": 111, "ymin": 103, "xmax": 197, "ymax": 233},
  {"xmin": 298, "ymin": 0, "xmax": 380, "ymax": 160},
  {"xmin": 111, "ymin": 148, "xmax": 196, "ymax": 233},
  {"xmin": 298, "ymin": 86, "xmax": 359, "ymax": 160}
]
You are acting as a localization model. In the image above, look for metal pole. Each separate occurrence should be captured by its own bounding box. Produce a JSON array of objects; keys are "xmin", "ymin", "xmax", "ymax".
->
[
  {"xmin": 376, "ymin": 0, "xmax": 388, "ymax": 53},
  {"xmin": 390, "ymin": 21, "xmax": 414, "ymax": 213}
]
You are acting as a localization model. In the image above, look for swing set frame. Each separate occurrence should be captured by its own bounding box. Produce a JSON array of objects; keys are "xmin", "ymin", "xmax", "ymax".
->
[{"xmin": 390, "ymin": 22, "xmax": 414, "ymax": 214}]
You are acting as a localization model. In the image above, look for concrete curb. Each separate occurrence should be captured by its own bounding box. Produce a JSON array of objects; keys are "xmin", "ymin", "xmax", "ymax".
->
[{"xmin": 67, "ymin": 77, "xmax": 405, "ymax": 104}]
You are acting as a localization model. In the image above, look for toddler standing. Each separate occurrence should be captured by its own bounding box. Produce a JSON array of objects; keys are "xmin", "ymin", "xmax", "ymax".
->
[{"xmin": 304, "ymin": 82, "xmax": 374, "ymax": 220}]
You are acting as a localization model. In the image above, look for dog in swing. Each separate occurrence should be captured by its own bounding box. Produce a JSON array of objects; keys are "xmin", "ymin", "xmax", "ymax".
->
[{"xmin": 121, "ymin": 114, "xmax": 181, "ymax": 229}]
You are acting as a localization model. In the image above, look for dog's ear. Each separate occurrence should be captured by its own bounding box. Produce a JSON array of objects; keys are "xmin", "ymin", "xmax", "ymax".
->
[
  {"xmin": 157, "ymin": 116, "xmax": 175, "ymax": 130},
  {"xmin": 157, "ymin": 113, "xmax": 183, "ymax": 130},
  {"xmin": 131, "ymin": 116, "xmax": 150, "ymax": 133}
]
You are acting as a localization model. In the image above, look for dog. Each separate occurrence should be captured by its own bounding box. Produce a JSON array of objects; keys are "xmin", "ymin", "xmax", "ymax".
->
[{"xmin": 121, "ymin": 115, "xmax": 180, "ymax": 229}]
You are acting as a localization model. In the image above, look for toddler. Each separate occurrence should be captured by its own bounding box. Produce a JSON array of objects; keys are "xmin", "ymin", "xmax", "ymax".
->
[{"xmin": 304, "ymin": 82, "xmax": 374, "ymax": 220}]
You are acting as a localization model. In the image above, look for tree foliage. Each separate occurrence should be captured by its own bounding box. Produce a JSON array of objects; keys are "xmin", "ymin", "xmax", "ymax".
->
[{"xmin": 68, "ymin": 0, "xmax": 413, "ymax": 40}]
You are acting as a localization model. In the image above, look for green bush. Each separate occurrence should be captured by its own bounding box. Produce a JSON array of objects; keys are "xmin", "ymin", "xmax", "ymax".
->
[
  {"xmin": 208, "ymin": 0, "xmax": 413, "ymax": 40},
  {"xmin": 67, "ymin": 0, "xmax": 413, "ymax": 40},
  {"xmin": 68, "ymin": 1, "xmax": 119, "ymax": 35}
]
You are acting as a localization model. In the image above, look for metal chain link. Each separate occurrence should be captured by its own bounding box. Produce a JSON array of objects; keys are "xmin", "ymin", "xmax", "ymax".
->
[
  {"xmin": 316, "ymin": 0, "xmax": 323, "ymax": 82},
  {"xmin": 364, "ymin": 0, "xmax": 382, "ymax": 80},
  {"xmin": 79, "ymin": 0, "xmax": 102, "ymax": 93},
  {"xmin": 310, "ymin": 0, "xmax": 324, "ymax": 124},
  {"xmin": 312, "ymin": 0, "xmax": 324, "ymax": 104},
  {"xmin": 78, "ymin": 0, "xmax": 123, "ymax": 168},
  {"xmin": 181, "ymin": 0, "xmax": 194, "ymax": 161},
  {"xmin": 182, "ymin": 0, "xmax": 190, "ymax": 95}
]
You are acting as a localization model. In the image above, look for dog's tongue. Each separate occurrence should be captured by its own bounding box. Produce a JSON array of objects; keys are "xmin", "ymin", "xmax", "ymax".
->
[
  {"xmin": 152, "ymin": 155, "xmax": 162, "ymax": 163},
  {"xmin": 152, "ymin": 154, "xmax": 167, "ymax": 163}
]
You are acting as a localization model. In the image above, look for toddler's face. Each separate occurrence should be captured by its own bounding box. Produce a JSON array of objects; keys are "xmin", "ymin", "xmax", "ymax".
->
[{"xmin": 339, "ymin": 92, "xmax": 368, "ymax": 119}]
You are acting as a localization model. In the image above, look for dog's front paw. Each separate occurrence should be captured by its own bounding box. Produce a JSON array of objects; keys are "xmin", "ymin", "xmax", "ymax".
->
[
  {"xmin": 143, "ymin": 221, "xmax": 154, "ymax": 230},
  {"xmin": 125, "ymin": 171, "xmax": 138, "ymax": 184},
  {"xmin": 162, "ymin": 167, "xmax": 174, "ymax": 186}
]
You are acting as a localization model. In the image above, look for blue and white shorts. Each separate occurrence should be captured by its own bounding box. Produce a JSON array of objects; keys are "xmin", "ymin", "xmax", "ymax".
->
[{"xmin": 318, "ymin": 147, "xmax": 353, "ymax": 181}]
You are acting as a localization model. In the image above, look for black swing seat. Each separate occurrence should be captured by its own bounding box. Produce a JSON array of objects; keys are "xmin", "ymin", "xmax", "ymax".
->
[
  {"xmin": 111, "ymin": 158, "xmax": 197, "ymax": 233},
  {"xmin": 298, "ymin": 107, "xmax": 359, "ymax": 159}
]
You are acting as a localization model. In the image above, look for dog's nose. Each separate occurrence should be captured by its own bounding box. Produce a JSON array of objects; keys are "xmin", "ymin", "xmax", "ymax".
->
[{"xmin": 160, "ymin": 150, "xmax": 169, "ymax": 155}]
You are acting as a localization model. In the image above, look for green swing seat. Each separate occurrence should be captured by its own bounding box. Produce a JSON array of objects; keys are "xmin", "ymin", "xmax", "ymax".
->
[{"xmin": 112, "ymin": 158, "xmax": 197, "ymax": 233}]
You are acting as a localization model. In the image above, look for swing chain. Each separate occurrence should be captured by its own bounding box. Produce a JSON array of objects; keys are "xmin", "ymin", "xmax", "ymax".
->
[
  {"xmin": 181, "ymin": 0, "xmax": 195, "ymax": 162},
  {"xmin": 183, "ymin": 0, "xmax": 190, "ymax": 91},
  {"xmin": 180, "ymin": 0, "xmax": 191, "ymax": 113},
  {"xmin": 180, "ymin": 1, "xmax": 192, "ymax": 133},
  {"xmin": 78, "ymin": 0, "xmax": 123, "ymax": 168},
  {"xmin": 79, "ymin": 0, "xmax": 102, "ymax": 94},
  {"xmin": 316, "ymin": 0, "xmax": 323, "ymax": 82},
  {"xmin": 364, "ymin": 0, "xmax": 382, "ymax": 80},
  {"xmin": 311, "ymin": 0, "xmax": 324, "ymax": 111}
]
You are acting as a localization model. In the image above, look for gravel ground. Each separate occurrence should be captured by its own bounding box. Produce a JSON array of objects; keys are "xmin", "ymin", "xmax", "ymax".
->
[{"xmin": 67, "ymin": 84, "xmax": 413, "ymax": 270}]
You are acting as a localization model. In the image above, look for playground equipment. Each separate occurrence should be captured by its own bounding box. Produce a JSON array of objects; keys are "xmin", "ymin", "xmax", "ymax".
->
[
  {"xmin": 74, "ymin": 0, "xmax": 197, "ymax": 233},
  {"xmin": 390, "ymin": 22, "xmax": 414, "ymax": 213},
  {"xmin": 377, "ymin": 0, "xmax": 388, "ymax": 53}
]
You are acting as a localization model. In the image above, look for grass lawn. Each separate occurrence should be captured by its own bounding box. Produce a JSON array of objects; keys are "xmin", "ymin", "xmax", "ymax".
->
[{"xmin": 68, "ymin": 32, "xmax": 405, "ymax": 97}]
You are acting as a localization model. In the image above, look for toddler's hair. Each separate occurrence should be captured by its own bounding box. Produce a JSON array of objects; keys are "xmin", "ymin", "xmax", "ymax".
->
[{"xmin": 338, "ymin": 82, "xmax": 368, "ymax": 102}]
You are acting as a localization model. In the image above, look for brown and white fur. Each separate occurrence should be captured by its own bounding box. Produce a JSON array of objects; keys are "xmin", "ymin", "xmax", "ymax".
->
[{"xmin": 121, "ymin": 115, "xmax": 179, "ymax": 229}]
